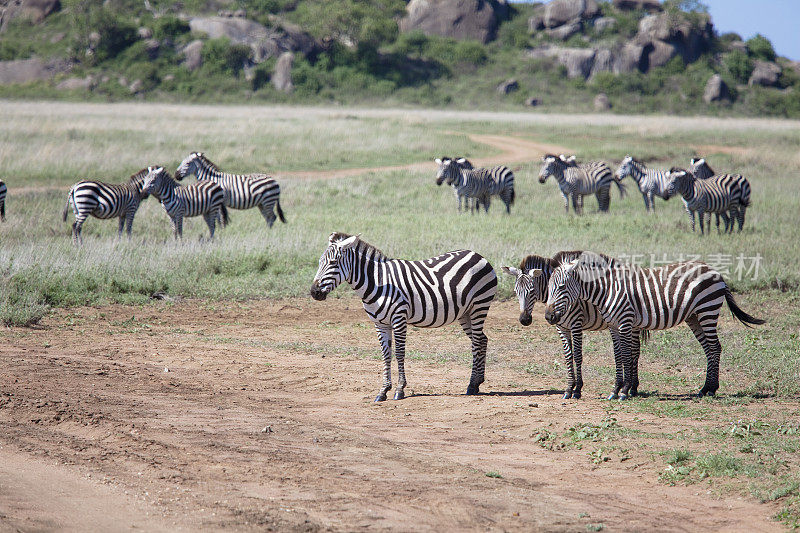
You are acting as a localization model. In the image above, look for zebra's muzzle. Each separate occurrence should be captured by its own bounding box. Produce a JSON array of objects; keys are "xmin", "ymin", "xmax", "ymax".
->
[
  {"xmin": 538, "ymin": 175, "xmax": 547, "ymax": 184},
  {"xmin": 309, "ymin": 282, "xmax": 328, "ymax": 301},
  {"xmin": 544, "ymin": 305, "xmax": 561, "ymax": 325},
  {"xmin": 519, "ymin": 312, "xmax": 532, "ymax": 326}
]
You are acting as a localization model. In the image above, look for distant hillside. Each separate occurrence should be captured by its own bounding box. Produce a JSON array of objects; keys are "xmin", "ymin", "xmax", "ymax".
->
[{"xmin": 0, "ymin": 0, "xmax": 798, "ymax": 116}]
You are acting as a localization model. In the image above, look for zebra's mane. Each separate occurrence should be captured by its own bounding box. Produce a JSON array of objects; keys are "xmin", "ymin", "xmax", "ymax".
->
[
  {"xmin": 129, "ymin": 168, "xmax": 149, "ymax": 183},
  {"xmin": 692, "ymin": 159, "xmax": 714, "ymax": 174},
  {"xmin": 330, "ymin": 232, "xmax": 389, "ymax": 260},
  {"xmin": 194, "ymin": 153, "xmax": 221, "ymax": 172},
  {"xmin": 519, "ymin": 254, "xmax": 554, "ymax": 273}
]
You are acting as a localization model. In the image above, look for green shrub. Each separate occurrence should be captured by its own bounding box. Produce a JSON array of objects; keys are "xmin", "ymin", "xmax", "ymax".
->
[
  {"xmin": 201, "ymin": 38, "xmax": 252, "ymax": 76},
  {"xmin": 85, "ymin": 9, "xmax": 138, "ymax": 62},
  {"xmin": 723, "ymin": 50, "xmax": 754, "ymax": 84},
  {"xmin": 0, "ymin": 38, "xmax": 33, "ymax": 61},
  {"xmin": 153, "ymin": 15, "xmax": 190, "ymax": 40},
  {"xmin": 746, "ymin": 34, "xmax": 776, "ymax": 62}
]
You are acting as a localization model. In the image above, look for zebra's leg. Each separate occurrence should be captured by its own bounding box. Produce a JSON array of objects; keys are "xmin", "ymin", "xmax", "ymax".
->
[
  {"xmin": 641, "ymin": 193, "xmax": 650, "ymax": 211},
  {"xmin": 608, "ymin": 328, "xmax": 624, "ymax": 399},
  {"xmin": 698, "ymin": 210, "xmax": 706, "ymax": 235},
  {"xmin": 687, "ymin": 209, "xmax": 696, "ymax": 232},
  {"xmin": 648, "ymin": 192, "xmax": 656, "ymax": 212},
  {"xmin": 125, "ymin": 212, "xmax": 135, "ymax": 239},
  {"xmin": 392, "ymin": 317, "xmax": 408, "ymax": 400},
  {"xmin": 562, "ymin": 193, "xmax": 569, "ymax": 213},
  {"xmin": 738, "ymin": 206, "xmax": 746, "ymax": 232},
  {"xmin": 461, "ymin": 313, "xmax": 488, "ymax": 395},
  {"xmin": 556, "ymin": 327, "xmax": 575, "ymax": 399},
  {"xmin": 617, "ymin": 324, "xmax": 633, "ymax": 399},
  {"xmin": 259, "ymin": 203, "xmax": 277, "ymax": 228},
  {"xmin": 572, "ymin": 194, "xmax": 581, "ymax": 214},
  {"xmin": 571, "ymin": 329, "xmax": 585, "ymax": 399},
  {"xmin": 203, "ymin": 212, "xmax": 216, "ymax": 240},
  {"xmin": 72, "ymin": 213, "xmax": 87, "ymax": 246},
  {"xmin": 719, "ymin": 211, "xmax": 731, "ymax": 234},
  {"xmin": 171, "ymin": 215, "xmax": 183, "ymax": 239},
  {"xmin": 117, "ymin": 216, "xmax": 125, "ymax": 239},
  {"xmin": 374, "ymin": 323, "xmax": 393, "ymax": 402},
  {"xmin": 629, "ymin": 330, "xmax": 641, "ymax": 397},
  {"xmin": 686, "ymin": 315, "xmax": 722, "ymax": 397}
]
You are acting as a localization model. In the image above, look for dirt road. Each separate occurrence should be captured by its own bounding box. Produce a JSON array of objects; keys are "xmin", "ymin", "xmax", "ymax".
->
[{"xmin": 0, "ymin": 299, "xmax": 783, "ymax": 531}]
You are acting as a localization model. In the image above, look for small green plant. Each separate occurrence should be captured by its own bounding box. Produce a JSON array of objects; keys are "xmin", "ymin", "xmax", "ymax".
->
[
  {"xmin": 485, "ymin": 471, "xmax": 502, "ymax": 479},
  {"xmin": 586, "ymin": 524, "xmax": 604, "ymax": 532}
]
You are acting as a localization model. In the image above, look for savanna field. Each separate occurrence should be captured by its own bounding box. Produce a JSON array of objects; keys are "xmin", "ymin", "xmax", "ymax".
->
[{"xmin": 1, "ymin": 100, "xmax": 800, "ymax": 530}]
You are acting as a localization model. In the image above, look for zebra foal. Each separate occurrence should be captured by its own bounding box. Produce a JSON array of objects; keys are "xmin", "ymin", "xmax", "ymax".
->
[
  {"xmin": 538, "ymin": 154, "xmax": 625, "ymax": 214},
  {"xmin": 310, "ymin": 233, "xmax": 497, "ymax": 401},
  {"xmin": 143, "ymin": 166, "xmax": 229, "ymax": 239},
  {"xmin": 615, "ymin": 156, "xmax": 673, "ymax": 212},
  {"xmin": 543, "ymin": 255, "xmax": 764, "ymax": 399},
  {"xmin": 176, "ymin": 152, "xmax": 285, "ymax": 228},
  {"xmin": 0, "ymin": 179, "xmax": 6, "ymax": 221},
  {"xmin": 61, "ymin": 169, "xmax": 150, "ymax": 245}
]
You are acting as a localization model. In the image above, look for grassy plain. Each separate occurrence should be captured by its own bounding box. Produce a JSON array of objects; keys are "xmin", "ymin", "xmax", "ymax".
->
[{"xmin": 1, "ymin": 101, "xmax": 800, "ymax": 526}]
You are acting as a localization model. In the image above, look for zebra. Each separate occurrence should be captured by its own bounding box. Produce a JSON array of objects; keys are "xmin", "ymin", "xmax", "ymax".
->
[
  {"xmin": 690, "ymin": 158, "xmax": 751, "ymax": 232},
  {"xmin": 175, "ymin": 152, "xmax": 285, "ymax": 228},
  {"xmin": 502, "ymin": 251, "xmax": 648, "ymax": 399},
  {"xmin": 615, "ymin": 156, "xmax": 673, "ymax": 212},
  {"xmin": 538, "ymin": 154, "xmax": 626, "ymax": 214},
  {"xmin": 666, "ymin": 167, "xmax": 740, "ymax": 234},
  {"xmin": 0, "ymin": 179, "xmax": 6, "ymax": 222},
  {"xmin": 61, "ymin": 169, "xmax": 150, "ymax": 245},
  {"xmin": 310, "ymin": 232, "xmax": 497, "ymax": 401},
  {"xmin": 143, "ymin": 166, "xmax": 229, "ymax": 239},
  {"xmin": 435, "ymin": 157, "xmax": 515, "ymax": 214},
  {"xmin": 542, "ymin": 254, "xmax": 764, "ymax": 399},
  {"xmin": 436, "ymin": 156, "xmax": 479, "ymax": 212}
]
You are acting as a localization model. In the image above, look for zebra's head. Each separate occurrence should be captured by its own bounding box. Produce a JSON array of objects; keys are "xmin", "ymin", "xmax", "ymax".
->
[
  {"xmin": 501, "ymin": 266, "xmax": 545, "ymax": 326},
  {"xmin": 559, "ymin": 154, "xmax": 577, "ymax": 166},
  {"xmin": 435, "ymin": 157, "xmax": 461, "ymax": 186},
  {"xmin": 143, "ymin": 166, "xmax": 169, "ymax": 197},
  {"xmin": 176, "ymin": 152, "xmax": 204, "ymax": 180},
  {"xmin": 310, "ymin": 233, "xmax": 361, "ymax": 301},
  {"xmin": 689, "ymin": 157, "xmax": 714, "ymax": 179},
  {"xmin": 665, "ymin": 167, "xmax": 693, "ymax": 198},
  {"xmin": 615, "ymin": 155, "xmax": 635, "ymax": 181},
  {"xmin": 543, "ymin": 259, "xmax": 582, "ymax": 325},
  {"xmin": 538, "ymin": 155, "xmax": 562, "ymax": 184}
]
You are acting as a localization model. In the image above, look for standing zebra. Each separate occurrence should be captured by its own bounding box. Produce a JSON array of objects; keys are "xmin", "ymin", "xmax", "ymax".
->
[
  {"xmin": 615, "ymin": 156, "xmax": 673, "ymax": 212},
  {"xmin": 690, "ymin": 158, "xmax": 751, "ymax": 232},
  {"xmin": 176, "ymin": 152, "xmax": 285, "ymax": 228},
  {"xmin": 61, "ymin": 169, "xmax": 150, "ymax": 245},
  {"xmin": 543, "ymin": 255, "xmax": 764, "ymax": 399},
  {"xmin": 310, "ymin": 233, "xmax": 497, "ymax": 401},
  {"xmin": 502, "ymin": 251, "xmax": 648, "ymax": 399},
  {"xmin": 435, "ymin": 157, "xmax": 515, "ymax": 214},
  {"xmin": 666, "ymin": 168, "xmax": 739, "ymax": 234},
  {"xmin": 0, "ymin": 179, "xmax": 6, "ymax": 222},
  {"xmin": 143, "ymin": 166, "xmax": 229, "ymax": 239},
  {"xmin": 436, "ymin": 156, "xmax": 479, "ymax": 212},
  {"xmin": 538, "ymin": 155, "xmax": 625, "ymax": 214}
]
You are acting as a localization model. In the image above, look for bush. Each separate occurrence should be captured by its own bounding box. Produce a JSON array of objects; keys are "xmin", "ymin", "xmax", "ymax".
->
[
  {"xmin": 746, "ymin": 34, "xmax": 776, "ymax": 62},
  {"xmin": 86, "ymin": 10, "xmax": 138, "ymax": 62},
  {"xmin": 201, "ymin": 38, "xmax": 252, "ymax": 76},
  {"xmin": 723, "ymin": 50, "xmax": 754, "ymax": 84},
  {"xmin": 153, "ymin": 16, "xmax": 190, "ymax": 40}
]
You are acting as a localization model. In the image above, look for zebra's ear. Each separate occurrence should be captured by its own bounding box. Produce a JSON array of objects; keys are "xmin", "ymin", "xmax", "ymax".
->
[
  {"xmin": 434, "ymin": 158, "xmax": 442, "ymax": 165},
  {"xmin": 456, "ymin": 157, "xmax": 466, "ymax": 164},
  {"xmin": 528, "ymin": 268, "xmax": 543, "ymax": 278},
  {"xmin": 501, "ymin": 266, "xmax": 521, "ymax": 277},
  {"xmin": 338, "ymin": 234, "xmax": 360, "ymax": 250}
]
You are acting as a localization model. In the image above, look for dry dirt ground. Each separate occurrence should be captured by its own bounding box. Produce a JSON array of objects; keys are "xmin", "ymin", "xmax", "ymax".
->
[{"xmin": 0, "ymin": 298, "xmax": 788, "ymax": 532}]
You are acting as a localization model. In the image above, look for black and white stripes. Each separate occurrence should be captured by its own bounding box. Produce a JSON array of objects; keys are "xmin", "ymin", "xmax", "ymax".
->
[
  {"xmin": 543, "ymin": 255, "xmax": 764, "ymax": 398},
  {"xmin": 0, "ymin": 179, "xmax": 6, "ymax": 222},
  {"xmin": 666, "ymin": 167, "xmax": 740, "ymax": 234},
  {"xmin": 310, "ymin": 233, "xmax": 497, "ymax": 400},
  {"xmin": 689, "ymin": 158, "xmax": 751, "ymax": 232},
  {"xmin": 143, "ymin": 166, "xmax": 229, "ymax": 239},
  {"xmin": 435, "ymin": 157, "xmax": 515, "ymax": 213},
  {"xmin": 176, "ymin": 152, "xmax": 285, "ymax": 228},
  {"xmin": 615, "ymin": 156, "xmax": 673, "ymax": 212},
  {"xmin": 539, "ymin": 154, "xmax": 626, "ymax": 213}
]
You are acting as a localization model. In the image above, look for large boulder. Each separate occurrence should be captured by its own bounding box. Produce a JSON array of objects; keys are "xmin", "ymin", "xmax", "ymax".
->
[
  {"xmin": 703, "ymin": 74, "xmax": 731, "ymax": 103},
  {"xmin": 544, "ymin": 0, "xmax": 598, "ymax": 28},
  {"xmin": 496, "ymin": 78, "xmax": 518, "ymax": 94},
  {"xmin": 56, "ymin": 76, "xmax": 94, "ymax": 90},
  {"xmin": 0, "ymin": 57, "xmax": 71, "ymax": 84},
  {"xmin": 0, "ymin": 0, "xmax": 60, "ymax": 31},
  {"xmin": 614, "ymin": 42, "xmax": 646, "ymax": 73},
  {"xmin": 400, "ymin": 0, "xmax": 505, "ymax": 43},
  {"xmin": 589, "ymin": 47, "xmax": 614, "ymax": 77},
  {"xmin": 592, "ymin": 16, "xmax": 616, "ymax": 33},
  {"xmin": 594, "ymin": 92, "xmax": 611, "ymax": 111},
  {"xmin": 181, "ymin": 40, "xmax": 203, "ymax": 71},
  {"xmin": 613, "ymin": 0, "xmax": 662, "ymax": 12},
  {"xmin": 636, "ymin": 12, "xmax": 713, "ymax": 65},
  {"xmin": 272, "ymin": 51, "xmax": 293, "ymax": 92},
  {"xmin": 646, "ymin": 40, "xmax": 678, "ymax": 69},
  {"xmin": 748, "ymin": 60, "xmax": 781, "ymax": 87},
  {"xmin": 546, "ymin": 20, "xmax": 582, "ymax": 40}
]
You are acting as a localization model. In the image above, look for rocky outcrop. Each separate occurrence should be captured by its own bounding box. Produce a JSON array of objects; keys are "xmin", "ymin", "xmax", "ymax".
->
[
  {"xmin": 528, "ymin": 43, "xmax": 647, "ymax": 80},
  {"xmin": 543, "ymin": 0, "xmax": 598, "ymax": 28},
  {"xmin": 496, "ymin": 78, "xmax": 518, "ymax": 94},
  {"xmin": 703, "ymin": 74, "xmax": 731, "ymax": 103},
  {"xmin": 635, "ymin": 12, "xmax": 713, "ymax": 65},
  {"xmin": 546, "ymin": 20, "xmax": 581, "ymax": 40},
  {"xmin": 0, "ymin": 57, "xmax": 71, "ymax": 84},
  {"xmin": 592, "ymin": 16, "xmax": 616, "ymax": 33},
  {"xmin": 613, "ymin": 0, "xmax": 662, "ymax": 12},
  {"xmin": 272, "ymin": 51, "xmax": 293, "ymax": 92},
  {"xmin": 594, "ymin": 92, "xmax": 611, "ymax": 110},
  {"xmin": 0, "ymin": 0, "xmax": 60, "ymax": 32},
  {"xmin": 748, "ymin": 60, "xmax": 781, "ymax": 87},
  {"xmin": 56, "ymin": 76, "xmax": 94, "ymax": 90},
  {"xmin": 181, "ymin": 40, "xmax": 203, "ymax": 71},
  {"xmin": 400, "ymin": 0, "xmax": 508, "ymax": 43}
]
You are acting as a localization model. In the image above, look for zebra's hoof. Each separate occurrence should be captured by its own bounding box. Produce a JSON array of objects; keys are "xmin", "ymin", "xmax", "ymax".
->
[
  {"xmin": 563, "ymin": 391, "xmax": 572, "ymax": 400},
  {"xmin": 607, "ymin": 393, "xmax": 619, "ymax": 400},
  {"xmin": 374, "ymin": 394, "xmax": 387, "ymax": 402},
  {"xmin": 629, "ymin": 388, "xmax": 638, "ymax": 397},
  {"xmin": 393, "ymin": 390, "xmax": 405, "ymax": 400},
  {"xmin": 619, "ymin": 393, "xmax": 628, "ymax": 401},
  {"xmin": 466, "ymin": 384, "xmax": 480, "ymax": 395},
  {"xmin": 572, "ymin": 391, "xmax": 581, "ymax": 400}
]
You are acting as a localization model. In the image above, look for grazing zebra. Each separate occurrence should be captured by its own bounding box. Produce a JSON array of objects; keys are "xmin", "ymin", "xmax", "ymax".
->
[
  {"xmin": 175, "ymin": 152, "xmax": 285, "ymax": 228},
  {"xmin": 310, "ymin": 233, "xmax": 497, "ymax": 401},
  {"xmin": 615, "ymin": 156, "xmax": 673, "ymax": 212},
  {"xmin": 543, "ymin": 255, "xmax": 764, "ymax": 399},
  {"xmin": 538, "ymin": 154, "xmax": 626, "ymax": 214},
  {"xmin": 666, "ymin": 168, "xmax": 739, "ymax": 234},
  {"xmin": 61, "ymin": 169, "xmax": 150, "ymax": 245},
  {"xmin": 143, "ymin": 166, "xmax": 229, "ymax": 239},
  {"xmin": 0, "ymin": 179, "xmax": 6, "ymax": 222},
  {"xmin": 435, "ymin": 157, "xmax": 515, "ymax": 214},
  {"xmin": 503, "ymin": 251, "xmax": 647, "ymax": 399},
  {"xmin": 690, "ymin": 158, "xmax": 751, "ymax": 232}
]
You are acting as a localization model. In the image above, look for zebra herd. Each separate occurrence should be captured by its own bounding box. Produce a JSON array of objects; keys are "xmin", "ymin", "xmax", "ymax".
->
[
  {"xmin": 434, "ymin": 153, "xmax": 753, "ymax": 235},
  {"xmin": 58, "ymin": 153, "xmax": 284, "ymax": 244},
  {"xmin": 311, "ymin": 234, "xmax": 764, "ymax": 402}
]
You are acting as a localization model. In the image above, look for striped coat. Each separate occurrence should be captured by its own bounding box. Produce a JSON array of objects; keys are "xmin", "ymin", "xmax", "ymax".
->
[
  {"xmin": 143, "ymin": 166, "xmax": 229, "ymax": 239},
  {"xmin": 176, "ymin": 152, "xmax": 285, "ymax": 228},
  {"xmin": 311, "ymin": 233, "xmax": 497, "ymax": 401},
  {"xmin": 435, "ymin": 157, "xmax": 515, "ymax": 214},
  {"xmin": 539, "ymin": 154, "xmax": 626, "ymax": 214},
  {"xmin": 0, "ymin": 179, "xmax": 6, "ymax": 222},
  {"xmin": 690, "ymin": 158, "xmax": 751, "ymax": 232},
  {"xmin": 503, "ymin": 251, "xmax": 647, "ymax": 399},
  {"xmin": 615, "ymin": 156, "xmax": 673, "ymax": 212},
  {"xmin": 61, "ymin": 169, "xmax": 150, "ymax": 245},
  {"xmin": 666, "ymin": 167, "xmax": 740, "ymax": 234},
  {"xmin": 543, "ymin": 256, "xmax": 764, "ymax": 398}
]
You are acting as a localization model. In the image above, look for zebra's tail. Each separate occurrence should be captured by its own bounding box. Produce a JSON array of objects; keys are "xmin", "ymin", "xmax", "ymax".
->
[
  {"xmin": 724, "ymin": 288, "xmax": 765, "ymax": 327},
  {"xmin": 612, "ymin": 176, "xmax": 627, "ymax": 198},
  {"xmin": 508, "ymin": 186, "xmax": 515, "ymax": 206},
  {"xmin": 639, "ymin": 329, "xmax": 651, "ymax": 344},
  {"xmin": 62, "ymin": 190, "xmax": 73, "ymax": 222},
  {"xmin": 220, "ymin": 204, "xmax": 230, "ymax": 227},
  {"xmin": 276, "ymin": 199, "xmax": 286, "ymax": 224}
]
